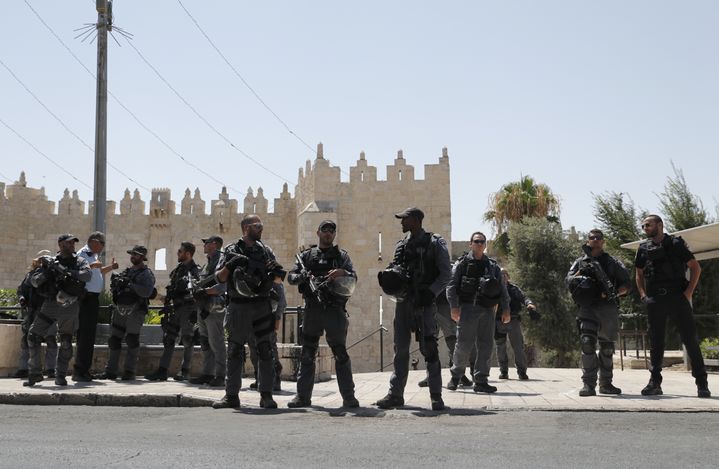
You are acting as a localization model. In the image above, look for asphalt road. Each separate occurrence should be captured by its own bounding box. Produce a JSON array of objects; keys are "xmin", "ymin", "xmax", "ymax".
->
[{"xmin": 1, "ymin": 406, "xmax": 715, "ymax": 468}]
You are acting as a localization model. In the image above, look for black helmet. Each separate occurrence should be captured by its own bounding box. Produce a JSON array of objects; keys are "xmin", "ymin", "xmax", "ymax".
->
[
  {"xmin": 477, "ymin": 276, "xmax": 501, "ymax": 307},
  {"xmin": 570, "ymin": 276, "xmax": 601, "ymax": 307},
  {"xmin": 378, "ymin": 266, "xmax": 409, "ymax": 301}
]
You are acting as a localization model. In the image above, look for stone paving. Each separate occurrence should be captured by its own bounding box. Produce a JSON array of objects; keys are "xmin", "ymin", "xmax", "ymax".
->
[{"xmin": 1, "ymin": 367, "xmax": 717, "ymax": 413}]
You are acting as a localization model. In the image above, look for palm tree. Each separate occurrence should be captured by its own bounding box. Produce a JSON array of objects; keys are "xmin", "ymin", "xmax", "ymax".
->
[{"xmin": 484, "ymin": 176, "xmax": 560, "ymax": 253}]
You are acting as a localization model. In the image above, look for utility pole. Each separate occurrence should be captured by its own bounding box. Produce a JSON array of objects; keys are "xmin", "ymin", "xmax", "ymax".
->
[{"xmin": 93, "ymin": 0, "xmax": 112, "ymax": 251}]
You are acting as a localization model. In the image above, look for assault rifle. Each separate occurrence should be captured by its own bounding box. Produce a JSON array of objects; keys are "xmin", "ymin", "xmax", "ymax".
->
[
  {"xmin": 580, "ymin": 245, "xmax": 619, "ymax": 306},
  {"xmin": 294, "ymin": 253, "xmax": 327, "ymax": 305}
]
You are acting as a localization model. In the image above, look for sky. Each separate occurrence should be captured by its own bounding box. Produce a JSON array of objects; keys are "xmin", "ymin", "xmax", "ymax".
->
[{"xmin": 1, "ymin": 0, "xmax": 717, "ymax": 240}]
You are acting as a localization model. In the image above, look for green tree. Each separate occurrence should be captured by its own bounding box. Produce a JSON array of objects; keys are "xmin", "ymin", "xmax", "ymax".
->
[
  {"xmin": 658, "ymin": 162, "xmax": 710, "ymax": 231},
  {"xmin": 592, "ymin": 191, "xmax": 641, "ymax": 251},
  {"xmin": 507, "ymin": 217, "xmax": 580, "ymax": 367}
]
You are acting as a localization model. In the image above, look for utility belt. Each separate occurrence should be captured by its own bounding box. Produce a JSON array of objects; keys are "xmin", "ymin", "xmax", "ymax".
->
[{"xmin": 647, "ymin": 285, "xmax": 684, "ymax": 296}]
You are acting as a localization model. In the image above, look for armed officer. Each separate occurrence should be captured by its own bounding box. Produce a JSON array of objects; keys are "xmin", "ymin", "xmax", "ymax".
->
[
  {"xmin": 446, "ymin": 231, "xmax": 510, "ymax": 393},
  {"xmin": 146, "ymin": 242, "xmax": 200, "ymax": 382},
  {"xmin": 287, "ymin": 219, "xmax": 359, "ymax": 408},
  {"xmin": 635, "ymin": 215, "xmax": 710, "ymax": 398},
  {"xmin": 188, "ymin": 236, "xmax": 227, "ymax": 387},
  {"xmin": 495, "ymin": 268, "xmax": 540, "ymax": 380},
  {"xmin": 97, "ymin": 246, "xmax": 156, "ymax": 381},
  {"xmin": 212, "ymin": 215, "xmax": 286, "ymax": 410},
  {"xmin": 25, "ymin": 234, "xmax": 91, "ymax": 386},
  {"xmin": 13, "ymin": 250, "xmax": 57, "ymax": 379},
  {"xmin": 376, "ymin": 207, "xmax": 451, "ymax": 411},
  {"xmin": 566, "ymin": 229, "xmax": 630, "ymax": 397}
]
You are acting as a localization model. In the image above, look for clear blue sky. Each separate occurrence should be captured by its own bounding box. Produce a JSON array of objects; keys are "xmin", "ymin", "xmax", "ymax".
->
[{"xmin": 1, "ymin": 1, "xmax": 717, "ymax": 240}]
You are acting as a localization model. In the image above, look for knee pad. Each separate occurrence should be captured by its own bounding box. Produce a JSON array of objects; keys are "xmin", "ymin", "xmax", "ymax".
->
[
  {"xmin": 108, "ymin": 335, "xmax": 122, "ymax": 350},
  {"xmin": 59, "ymin": 334, "xmax": 73, "ymax": 349},
  {"xmin": 422, "ymin": 336, "xmax": 439, "ymax": 363},
  {"xmin": 256, "ymin": 341, "xmax": 273, "ymax": 361},
  {"xmin": 599, "ymin": 341, "xmax": 614, "ymax": 358},
  {"xmin": 330, "ymin": 344, "xmax": 350, "ymax": 365},
  {"xmin": 200, "ymin": 336, "xmax": 210, "ymax": 351},
  {"xmin": 580, "ymin": 333, "xmax": 597, "ymax": 355},
  {"xmin": 227, "ymin": 341, "xmax": 243, "ymax": 358},
  {"xmin": 125, "ymin": 333, "xmax": 140, "ymax": 349},
  {"xmin": 163, "ymin": 335, "xmax": 176, "ymax": 349}
]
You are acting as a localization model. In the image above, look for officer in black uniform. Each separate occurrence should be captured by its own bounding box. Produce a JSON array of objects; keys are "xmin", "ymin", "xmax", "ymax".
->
[
  {"xmin": 567, "ymin": 229, "xmax": 630, "ymax": 396},
  {"xmin": 146, "ymin": 242, "xmax": 200, "ymax": 381},
  {"xmin": 25, "ymin": 234, "xmax": 92, "ymax": 386},
  {"xmin": 287, "ymin": 219, "xmax": 359, "ymax": 408},
  {"xmin": 495, "ymin": 268, "xmax": 540, "ymax": 380},
  {"xmin": 635, "ymin": 215, "xmax": 710, "ymax": 398},
  {"xmin": 446, "ymin": 231, "xmax": 510, "ymax": 393},
  {"xmin": 189, "ymin": 236, "xmax": 227, "ymax": 387},
  {"xmin": 13, "ymin": 251, "xmax": 57, "ymax": 379},
  {"xmin": 375, "ymin": 207, "xmax": 451, "ymax": 411},
  {"xmin": 212, "ymin": 215, "xmax": 286, "ymax": 410},
  {"xmin": 97, "ymin": 246, "xmax": 155, "ymax": 380}
]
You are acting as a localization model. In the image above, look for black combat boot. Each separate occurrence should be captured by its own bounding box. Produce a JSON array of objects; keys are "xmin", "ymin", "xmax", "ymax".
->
[
  {"xmin": 518, "ymin": 371, "xmax": 529, "ymax": 381},
  {"xmin": 121, "ymin": 371, "xmax": 136, "ymax": 381},
  {"xmin": 697, "ymin": 380, "xmax": 711, "ymax": 398},
  {"xmin": 212, "ymin": 394, "xmax": 241, "ymax": 409},
  {"xmin": 374, "ymin": 393, "xmax": 404, "ymax": 409},
  {"xmin": 599, "ymin": 383, "xmax": 622, "ymax": 395},
  {"xmin": 446, "ymin": 377, "xmax": 460, "ymax": 391},
  {"xmin": 343, "ymin": 395, "xmax": 360, "ymax": 408},
  {"xmin": 460, "ymin": 375, "xmax": 473, "ymax": 387},
  {"xmin": 498, "ymin": 370, "xmax": 509, "ymax": 380},
  {"xmin": 145, "ymin": 367, "xmax": 168, "ymax": 381},
  {"xmin": 249, "ymin": 381, "xmax": 258, "ymax": 390},
  {"xmin": 208, "ymin": 376, "xmax": 225, "ymax": 387},
  {"xmin": 72, "ymin": 371, "xmax": 94, "ymax": 382},
  {"xmin": 430, "ymin": 393, "xmax": 445, "ymax": 411},
  {"xmin": 12, "ymin": 369, "xmax": 29, "ymax": 379},
  {"xmin": 23, "ymin": 373, "xmax": 44, "ymax": 387},
  {"xmin": 189, "ymin": 374, "xmax": 213, "ymax": 385},
  {"xmin": 641, "ymin": 379, "xmax": 663, "ymax": 396},
  {"xmin": 287, "ymin": 395, "xmax": 312, "ymax": 408},
  {"xmin": 173, "ymin": 368, "xmax": 190, "ymax": 381},
  {"xmin": 259, "ymin": 392, "xmax": 278, "ymax": 409},
  {"xmin": 417, "ymin": 377, "xmax": 429, "ymax": 388},
  {"xmin": 96, "ymin": 371, "xmax": 118, "ymax": 380},
  {"xmin": 579, "ymin": 383, "xmax": 596, "ymax": 397},
  {"xmin": 474, "ymin": 382, "xmax": 498, "ymax": 394},
  {"xmin": 54, "ymin": 374, "xmax": 68, "ymax": 386},
  {"xmin": 43, "ymin": 368, "xmax": 56, "ymax": 379}
]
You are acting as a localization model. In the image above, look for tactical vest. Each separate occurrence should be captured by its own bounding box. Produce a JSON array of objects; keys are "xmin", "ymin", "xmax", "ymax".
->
[
  {"xmin": 458, "ymin": 255, "xmax": 491, "ymax": 304},
  {"xmin": 640, "ymin": 235, "xmax": 688, "ymax": 291},
  {"xmin": 36, "ymin": 255, "xmax": 86, "ymax": 299},
  {"xmin": 395, "ymin": 232, "xmax": 440, "ymax": 292},
  {"xmin": 168, "ymin": 261, "xmax": 199, "ymax": 303},
  {"xmin": 507, "ymin": 283, "xmax": 524, "ymax": 315},
  {"xmin": 226, "ymin": 240, "xmax": 273, "ymax": 299},
  {"xmin": 113, "ymin": 267, "xmax": 150, "ymax": 306}
]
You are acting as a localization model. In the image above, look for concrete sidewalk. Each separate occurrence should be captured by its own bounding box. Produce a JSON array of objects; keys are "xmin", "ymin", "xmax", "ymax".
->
[{"xmin": 1, "ymin": 367, "xmax": 717, "ymax": 412}]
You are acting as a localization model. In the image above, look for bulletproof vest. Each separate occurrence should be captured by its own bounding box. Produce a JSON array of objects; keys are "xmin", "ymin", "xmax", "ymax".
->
[
  {"xmin": 458, "ymin": 255, "xmax": 490, "ymax": 304},
  {"xmin": 113, "ymin": 267, "xmax": 148, "ymax": 305},
  {"xmin": 306, "ymin": 246, "xmax": 341, "ymax": 277},
  {"xmin": 396, "ymin": 232, "xmax": 440, "ymax": 291},
  {"xmin": 55, "ymin": 255, "xmax": 86, "ymax": 297},
  {"xmin": 640, "ymin": 235, "xmax": 687, "ymax": 290},
  {"xmin": 226, "ymin": 240, "xmax": 273, "ymax": 298},
  {"xmin": 200, "ymin": 251, "xmax": 222, "ymax": 281},
  {"xmin": 20, "ymin": 269, "xmax": 45, "ymax": 309},
  {"xmin": 168, "ymin": 261, "xmax": 199, "ymax": 301}
]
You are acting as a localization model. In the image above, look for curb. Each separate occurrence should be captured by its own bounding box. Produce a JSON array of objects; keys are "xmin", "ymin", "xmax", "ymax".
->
[{"xmin": 0, "ymin": 392, "xmax": 215, "ymax": 407}]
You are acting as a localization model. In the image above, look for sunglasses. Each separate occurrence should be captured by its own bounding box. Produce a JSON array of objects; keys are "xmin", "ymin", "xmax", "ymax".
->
[
  {"xmin": 320, "ymin": 227, "xmax": 336, "ymax": 233},
  {"xmin": 472, "ymin": 239, "xmax": 487, "ymax": 244},
  {"xmin": 588, "ymin": 235, "xmax": 603, "ymax": 241},
  {"xmin": 641, "ymin": 223, "xmax": 653, "ymax": 229},
  {"xmin": 248, "ymin": 222, "xmax": 263, "ymax": 229}
]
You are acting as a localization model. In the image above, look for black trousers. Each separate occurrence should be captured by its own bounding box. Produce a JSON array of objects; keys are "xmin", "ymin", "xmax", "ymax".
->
[
  {"xmin": 647, "ymin": 292, "xmax": 707, "ymax": 384},
  {"xmin": 74, "ymin": 292, "xmax": 100, "ymax": 374}
]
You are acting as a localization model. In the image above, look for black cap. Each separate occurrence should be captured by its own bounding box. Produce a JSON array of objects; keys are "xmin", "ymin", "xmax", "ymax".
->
[
  {"xmin": 201, "ymin": 235, "xmax": 224, "ymax": 247},
  {"xmin": 318, "ymin": 220, "xmax": 337, "ymax": 230},
  {"xmin": 126, "ymin": 245, "xmax": 148, "ymax": 260},
  {"xmin": 394, "ymin": 207, "xmax": 424, "ymax": 221},
  {"xmin": 58, "ymin": 233, "xmax": 80, "ymax": 243}
]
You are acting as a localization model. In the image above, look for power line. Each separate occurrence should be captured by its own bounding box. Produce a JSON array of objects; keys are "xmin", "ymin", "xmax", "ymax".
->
[
  {"xmin": 0, "ymin": 57, "xmax": 152, "ymax": 193},
  {"xmin": 23, "ymin": 0, "xmax": 243, "ymax": 195},
  {"xmin": 124, "ymin": 37, "xmax": 293, "ymax": 185},
  {"xmin": 0, "ymin": 116, "xmax": 93, "ymax": 190},
  {"xmin": 175, "ymin": 0, "xmax": 351, "ymax": 177}
]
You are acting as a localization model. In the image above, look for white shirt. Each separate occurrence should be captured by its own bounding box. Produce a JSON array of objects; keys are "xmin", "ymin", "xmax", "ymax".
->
[{"xmin": 78, "ymin": 245, "xmax": 103, "ymax": 293}]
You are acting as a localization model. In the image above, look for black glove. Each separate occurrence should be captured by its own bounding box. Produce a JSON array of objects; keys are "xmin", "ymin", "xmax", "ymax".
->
[
  {"xmin": 226, "ymin": 254, "xmax": 249, "ymax": 270},
  {"xmin": 529, "ymin": 308, "xmax": 541, "ymax": 321},
  {"xmin": 415, "ymin": 289, "xmax": 436, "ymax": 307}
]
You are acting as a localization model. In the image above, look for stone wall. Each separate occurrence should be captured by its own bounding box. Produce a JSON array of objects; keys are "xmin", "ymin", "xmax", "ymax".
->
[{"xmin": 0, "ymin": 145, "xmax": 452, "ymax": 372}]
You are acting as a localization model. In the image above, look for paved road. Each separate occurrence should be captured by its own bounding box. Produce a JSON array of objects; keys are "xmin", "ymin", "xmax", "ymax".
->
[{"xmin": 1, "ymin": 406, "xmax": 715, "ymax": 468}]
